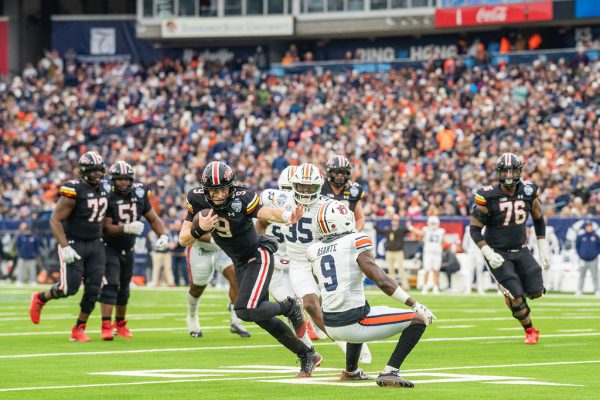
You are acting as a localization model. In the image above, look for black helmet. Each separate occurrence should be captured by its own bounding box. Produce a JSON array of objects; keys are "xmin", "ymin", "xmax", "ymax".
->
[
  {"xmin": 325, "ymin": 155, "xmax": 351, "ymax": 188},
  {"xmin": 109, "ymin": 161, "xmax": 134, "ymax": 194},
  {"xmin": 78, "ymin": 151, "xmax": 105, "ymax": 186},
  {"xmin": 496, "ymin": 153, "xmax": 522, "ymax": 188},
  {"xmin": 201, "ymin": 161, "xmax": 236, "ymax": 210}
]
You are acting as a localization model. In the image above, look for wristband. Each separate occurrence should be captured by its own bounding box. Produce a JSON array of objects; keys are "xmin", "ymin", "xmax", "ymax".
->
[
  {"xmin": 391, "ymin": 287, "xmax": 410, "ymax": 304},
  {"xmin": 191, "ymin": 225, "xmax": 208, "ymax": 240}
]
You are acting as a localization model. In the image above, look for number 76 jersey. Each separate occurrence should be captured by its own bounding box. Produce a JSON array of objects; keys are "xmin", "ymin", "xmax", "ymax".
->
[
  {"xmin": 307, "ymin": 232, "xmax": 374, "ymax": 314},
  {"xmin": 474, "ymin": 181, "xmax": 540, "ymax": 251}
]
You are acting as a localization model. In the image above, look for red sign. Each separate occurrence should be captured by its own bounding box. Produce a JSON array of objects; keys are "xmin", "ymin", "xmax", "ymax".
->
[
  {"xmin": 435, "ymin": 1, "xmax": 553, "ymax": 28},
  {"xmin": 0, "ymin": 18, "xmax": 8, "ymax": 76}
]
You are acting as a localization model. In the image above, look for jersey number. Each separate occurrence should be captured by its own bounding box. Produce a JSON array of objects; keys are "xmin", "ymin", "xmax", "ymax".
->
[
  {"xmin": 499, "ymin": 200, "xmax": 527, "ymax": 226},
  {"xmin": 271, "ymin": 225, "xmax": 285, "ymax": 243},
  {"xmin": 215, "ymin": 217, "xmax": 232, "ymax": 238},
  {"xmin": 286, "ymin": 217, "xmax": 313, "ymax": 243},
  {"xmin": 118, "ymin": 203, "xmax": 138, "ymax": 224},
  {"xmin": 87, "ymin": 198, "xmax": 108, "ymax": 222},
  {"xmin": 320, "ymin": 255, "xmax": 338, "ymax": 291}
]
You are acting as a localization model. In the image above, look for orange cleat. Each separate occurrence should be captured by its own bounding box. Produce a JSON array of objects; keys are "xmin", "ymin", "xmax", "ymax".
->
[
  {"xmin": 101, "ymin": 320, "xmax": 114, "ymax": 341},
  {"xmin": 70, "ymin": 324, "xmax": 91, "ymax": 342},
  {"xmin": 114, "ymin": 320, "xmax": 134, "ymax": 338},
  {"xmin": 524, "ymin": 327, "xmax": 539, "ymax": 345},
  {"xmin": 29, "ymin": 292, "xmax": 45, "ymax": 324}
]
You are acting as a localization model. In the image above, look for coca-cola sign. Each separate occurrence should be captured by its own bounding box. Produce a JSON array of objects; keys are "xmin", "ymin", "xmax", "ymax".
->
[
  {"xmin": 435, "ymin": 1, "xmax": 553, "ymax": 28},
  {"xmin": 475, "ymin": 6, "xmax": 508, "ymax": 24}
]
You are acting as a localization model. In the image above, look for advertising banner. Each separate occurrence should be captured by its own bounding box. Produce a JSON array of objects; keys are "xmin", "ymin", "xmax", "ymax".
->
[
  {"xmin": 0, "ymin": 17, "xmax": 8, "ymax": 76},
  {"xmin": 161, "ymin": 16, "xmax": 294, "ymax": 38},
  {"xmin": 576, "ymin": 0, "xmax": 600, "ymax": 19},
  {"xmin": 435, "ymin": 1, "xmax": 553, "ymax": 28}
]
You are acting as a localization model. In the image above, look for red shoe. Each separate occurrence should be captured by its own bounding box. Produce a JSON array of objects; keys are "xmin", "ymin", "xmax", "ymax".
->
[
  {"xmin": 70, "ymin": 324, "xmax": 91, "ymax": 342},
  {"xmin": 307, "ymin": 321, "xmax": 318, "ymax": 341},
  {"xmin": 114, "ymin": 320, "xmax": 134, "ymax": 338},
  {"xmin": 29, "ymin": 292, "xmax": 45, "ymax": 324},
  {"xmin": 524, "ymin": 327, "xmax": 539, "ymax": 345},
  {"xmin": 101, "ymin": 320, "xmax": 114, "ymax": 341}
]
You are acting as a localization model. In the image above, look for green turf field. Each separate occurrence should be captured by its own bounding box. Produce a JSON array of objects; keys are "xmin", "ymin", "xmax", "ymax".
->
[{"xmin": 1, "ymin": 286, "xmax": 599, "ymax": 399}]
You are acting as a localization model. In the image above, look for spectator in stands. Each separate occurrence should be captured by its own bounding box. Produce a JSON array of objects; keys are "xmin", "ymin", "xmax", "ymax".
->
[
  {"xmin": 575, "ymin": 220, "xmax": 600, "ymax": 296},
  {"xmin": 169, "ymin": 220, "xmax": 188, "ymax": 287},
  {"xmin": 15, "ymin": 222, "xmax": 39, "ymax": 285}
]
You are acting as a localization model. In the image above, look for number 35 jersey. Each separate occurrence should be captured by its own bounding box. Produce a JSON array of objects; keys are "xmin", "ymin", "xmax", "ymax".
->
[
  {"xmin": 307, "ymin": 232, "xmax": 374, "ymax": 315},
  {"xmin": 59, "ymin": 179, "xmax": 109, "ymax": 242},
  {"xmin": 263, "ymin": 189, "xmax": 330, "ymax": 268},
  {"xmin": 104, "ymin": 183, "xmax": 153, "ymax": 251},
  {"xmin": 260, "ymin": 189, "xmax": 293, "ymax": 268},
  {"xmin": 474, "ymin": 181, "xmax": 540, "ymax": 251}
]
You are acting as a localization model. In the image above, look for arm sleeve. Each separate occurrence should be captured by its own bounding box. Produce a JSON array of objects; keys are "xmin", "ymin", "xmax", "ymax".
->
[{"xmin": 244, "ymin": 190, "xmax": 263, "ymax": 218}]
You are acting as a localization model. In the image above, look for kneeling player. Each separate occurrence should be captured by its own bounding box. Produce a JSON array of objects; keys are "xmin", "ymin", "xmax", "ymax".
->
[{"xmin": 308, "ymin": 200, "xmax": 435, "ymax": 387}]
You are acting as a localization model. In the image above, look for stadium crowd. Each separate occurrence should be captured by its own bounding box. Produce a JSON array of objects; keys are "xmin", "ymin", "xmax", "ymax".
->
[{"xmin": 1, "ymin": 50, "xmax": 599, "ymax": 221}]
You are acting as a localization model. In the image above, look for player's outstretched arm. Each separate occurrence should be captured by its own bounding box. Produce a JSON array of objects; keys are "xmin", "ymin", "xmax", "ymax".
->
[
  {"xmin": 531, "ymin": 198, "xmax": 550, "ymax": 270},
  {"xmin": 179, "ymin": 220, "xmax": 195, "ymax": 247},
  {"xmin": 354, "ymin": 201, "xmax": 366, "ymax": 231},
  {"xmin": 357, "ymin": 250, "xmax": 435, "ymax": 324},
  {"xmin": 257, "ymin": 205, "xmax": 302, "ymax": 225},
  {"xmin": 49, "ymin": 196, "xmax": 76, "ymax": 248},
  {"xmin": 255, "ymin": 219, "xmax": 270, "ymax": 235},
  {"xmin": 144, "ymin": 208, "xmax": 167, "ymax": 237}
]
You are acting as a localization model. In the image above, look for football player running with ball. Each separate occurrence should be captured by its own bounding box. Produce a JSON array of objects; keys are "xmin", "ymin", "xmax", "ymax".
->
[
  {"xmin": 179, "ymin": 161, "xmax": 322, "ymax": 377},
  {"xmin": 470, "ymin": 153, "xmax": 550, "ymax": 345},
  {"xmin": 307, "ymin": 200, "xmax": 435, "ymax": 387}
]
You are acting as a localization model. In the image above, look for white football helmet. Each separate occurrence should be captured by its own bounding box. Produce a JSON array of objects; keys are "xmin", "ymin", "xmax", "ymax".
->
[
  {"xmin": 290, "ymin": 163, "xmax": 324, "ymax": 206},
  {"xmin": 427, "ymin": 215, "xmax": 440, "ymax": 228},
  {"xmin": 316, "ymin": 200, "xmax": 356, "ymax": 237},
  {"xmin": 278, "ymin": 166, "xmax": 297, "ymax": 191}
]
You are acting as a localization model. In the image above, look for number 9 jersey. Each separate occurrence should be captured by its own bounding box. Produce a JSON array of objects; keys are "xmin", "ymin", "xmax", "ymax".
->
[
  {"xmin": 474, "ymin": 181, "xmax": 540, "ymax": 251},
  {"xmin": 307, "ymin": 233, "xmax": 374, "ymax": 322}
]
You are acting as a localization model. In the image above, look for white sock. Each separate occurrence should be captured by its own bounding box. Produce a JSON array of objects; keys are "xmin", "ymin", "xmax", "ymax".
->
[
  {"xmin": 229, "ymin": 303, "xmax": 241, "ymax": 325},
  {"xmin": 187, "ymin": 292, "xmax": 199, "ymax": 317},
  {"xmin": 383, "ymin": 365, "xmax": 399, "ymax": 374}
]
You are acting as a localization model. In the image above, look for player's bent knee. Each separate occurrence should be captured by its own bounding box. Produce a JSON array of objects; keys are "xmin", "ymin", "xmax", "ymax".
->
[
  {"xmin": 80, "ymin": 286, "xmax": 101, "ymax": 314},
  {"xmin": 528, "ymin": 290, "xmax": 544, "ymax": 299},
  {"xmin": 99, "ymin": 284, "xmax": 118, "ymax": 305},
  {"xmin": 116, "ymin": 287, "xmax": 130, "ymax": 305},
  {"xmin": 234, "ymin": 307, "xmax": 255, "ymax": 322},
  {"xmin": 189, "ymin": 284, "xmax": 206, "ymax": 297},
  {"xmin": 411, "ymin": 313, "xmax": 428, "ymax": 326},
  {"xmin": 510, "ymin": 297, "xmax": 530, "ymax": 321}
]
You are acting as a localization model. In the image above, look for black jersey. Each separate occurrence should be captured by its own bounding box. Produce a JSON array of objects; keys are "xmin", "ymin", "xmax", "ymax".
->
[
  {"xmin": 474, "ymin": 181, "xmax": 540, "ymax": 251},
  {"xmin": 185, "ymin": 186, "xmax": 263, "ymax": 267},
  {"xmin": 104, "ymin": 183, "xmax": 153, "ymax": 251},
  {"xmin": 321, "ymin": 181, "xmax": 364, "ymax": 212},
  {"xmin": 59, "ymin": 179, "xmax": 109, "ymax": 241}
]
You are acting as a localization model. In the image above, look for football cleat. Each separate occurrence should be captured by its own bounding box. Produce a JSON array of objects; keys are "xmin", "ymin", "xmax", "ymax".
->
[
  {"xmin": 307, "ymin": 321, "xmax": 319, "ymax": 340},
  {"xmin": 376, "ymin": 371, "xmax": 414, "ymax": 388},
  {"xmin": 524, "ymin": 327, "xmax": 539, "ymax": 345},
  {"xmin": 340, "ymin": 369, "xmax": 373, "ymax": 381},
  {"xmin": 230, "ymin": 323, "xmax": 251, "ymax": 338},
  {"xmin": 297, "ymin": 348, "xmax": 323, "ymax": 378},
  {"xmin": 283, "ymin": 297, "xmax": 307, "ymax": 338},
  {"xmin": 190, "ymin": 331, "xmax": 203, "ymax": 338},
  {"xmin": 69, "ymin": 324, "xmax": 91, "ymax": 342},
  {"xmin": 114, "ymin": 320, "xmax": 134, "ymax": 338},
  {"xmin": 29, "ymin": 292, "xmax": 45, "ymax": 324},
  {"xmin": 101, "ymin": 320, "xmax": 114, "ymax": 341}
]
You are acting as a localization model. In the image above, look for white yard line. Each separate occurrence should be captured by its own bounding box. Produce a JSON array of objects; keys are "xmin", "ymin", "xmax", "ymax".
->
[{"xmin": 1, "ymin": 332, "xmax": 599, "ymax": 359}]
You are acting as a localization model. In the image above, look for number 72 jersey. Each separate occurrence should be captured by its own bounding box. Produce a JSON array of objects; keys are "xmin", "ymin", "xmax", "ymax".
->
[{"xmin": 474, "ymin": 181, "xmax": 540, "ymax": 251}]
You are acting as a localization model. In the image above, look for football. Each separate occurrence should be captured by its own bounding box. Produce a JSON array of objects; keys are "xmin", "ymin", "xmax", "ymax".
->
[{"xmin": 192, "ymin": 209, "xmax": 215, "ymax": 232}]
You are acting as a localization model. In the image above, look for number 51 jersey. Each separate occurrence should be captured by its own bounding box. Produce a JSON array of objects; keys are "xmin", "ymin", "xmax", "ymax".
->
[{"xmin": 307, "ymin": 232, "xmax": 374, "ymax": 315}]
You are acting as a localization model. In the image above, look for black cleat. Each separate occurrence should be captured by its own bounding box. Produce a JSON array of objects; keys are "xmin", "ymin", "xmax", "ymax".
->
[
  {"xmin": 190, "ymin": 331, "xmax": 203, "ymax": 338},
  {"xmin": 297, "ymin": 348, "xmax": 323, "ymax": 378},
  {"xmin": 230, "ymin": 323, "xmax": 251, "ymax": 338},
  {"xmin": 376, "ymin": 371, "xmax": 414, "ymax": 388},
  {"xmin": 283, "ymin": 297, "xmax": 307, "ymax": 338},
  {"xmin": 340, "ymin": 369, "xmax": 373, "ymax": 381}
]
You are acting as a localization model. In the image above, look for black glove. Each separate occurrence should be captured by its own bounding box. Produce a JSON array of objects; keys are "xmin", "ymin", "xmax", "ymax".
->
[{"xmin": 259, "ymin": 235, "xmax": 279, "ymax": 254}]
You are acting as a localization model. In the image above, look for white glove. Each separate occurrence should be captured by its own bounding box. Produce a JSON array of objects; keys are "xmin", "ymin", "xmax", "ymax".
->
[
  {"xmin": 537, "ymin": 238, "xmax": 550, "ymax": 270},
  {"xmin": 60, "ymin": 245, "xmax": 81, "ymax": 264},
  {"xmin": 481, "ymin": 245, "xmax": 504, "ymax": 269},
  {"xmin": 411, "ymin": 301, "xmax": 436, "ymax": 326},
  {"xmin": 155, "ymin": 234, "xmax": 169, "ymax": 252},
  {"xmin": 123, "ymin": 221, "xmax": 145, "ymax": 235}
]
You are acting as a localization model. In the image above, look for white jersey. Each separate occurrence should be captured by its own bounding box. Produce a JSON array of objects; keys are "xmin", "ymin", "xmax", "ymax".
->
[
  {"xmin": 260, "ymin": 189, "xmax": 293, "ymax": 269},
  {"xmin": 423, "ymin": 227, "xmax": 445, "ymax": 255},
  {"xmin": 307, "ymin": 232, "xmax": 374, "ymax": 314},
  {"xmin": 264, "ymin": 189, "xmax": 331, "ymax": 267},
  {"xmin": 193, "ymin": 238, "xmax": 221, "ymax": 252}
]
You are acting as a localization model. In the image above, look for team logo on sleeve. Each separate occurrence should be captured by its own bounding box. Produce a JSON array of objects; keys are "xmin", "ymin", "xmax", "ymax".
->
[
  {"xmin": 350, "ymin": 186, "xmax": 359, "ymax": 197},
  {"xmin": 524, "ymin": 185, "xmax": 534, "ymax": 196},
  {"xmin": 135, "ymin": 187, "xmax": 145, "ymax": 199},
  {"xmin": 231, "ymin": 198, "xmax": 243, "ymax": 213}
]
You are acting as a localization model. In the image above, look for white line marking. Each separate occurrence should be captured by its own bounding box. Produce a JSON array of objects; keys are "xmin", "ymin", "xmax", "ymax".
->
[
  {"xmin": 495, "ymin": 327, "xmax": 525, "ymax": 331},
  {"xmin": 2, "ymin": 333, "xmax": 600, "ymax": 359},
  {"xmin": 0, "ymin": 325, "xmax": 263, "ymax": 337},
  {"xmin": 543, "ymin": 344, "xmax": 585, "ymax": 347},
  {"xmin": 557, "ymin": 329, "xmax": 595, "ymax": 333},
  {"xmin": 484, "ymin": 380, "xmax": 582, "ymax": 387},
  {"xmin": 437, "ymin": 325, "xmax": 474, "ymax": 329}
]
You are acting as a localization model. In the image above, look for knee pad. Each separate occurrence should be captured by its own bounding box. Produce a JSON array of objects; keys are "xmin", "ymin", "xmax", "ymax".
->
[
  {"xmin": 99, "ymin": 284, "xmax": 118, "ymax": 305},
  {"xmin": 116, "ymin": 286, "xmax": 130, "ymax": 306},
  {"xmin": 235, "ymin": 308, "xmax": 255, "ymax": 322},
  {"xmin": 510, "ymin": 298, "xmax": 530, "ymax": 321},
  {"xmin": 80, "ymin": 284, "xmax": 101, "ymax": 314}
]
